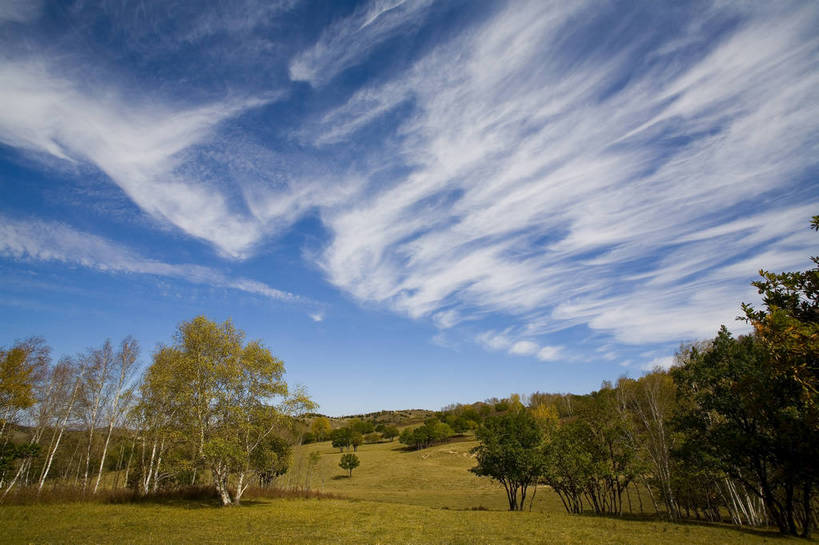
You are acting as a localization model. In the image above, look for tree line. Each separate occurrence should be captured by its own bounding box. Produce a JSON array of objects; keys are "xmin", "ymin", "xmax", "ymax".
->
[
  {"xmin": 469, "ymin": 217, "xmax": 819, "ymax": 537},
  {"xmin": 0, "ymin": 316, "xmax": 313, "ymax": 506}
]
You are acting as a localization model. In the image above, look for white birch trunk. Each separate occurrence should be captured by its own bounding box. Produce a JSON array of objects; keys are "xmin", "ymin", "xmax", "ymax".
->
[
  {"xmin": 38, "ymin": 370, "xmax": 83, "ymax": 493},
  {"xmin": 142, "ymin": 439, "xmax": 157, "ymax": 495},
  {"xmin": 93, "ymin": 420, "xmax": 116, "ymax": 494}
]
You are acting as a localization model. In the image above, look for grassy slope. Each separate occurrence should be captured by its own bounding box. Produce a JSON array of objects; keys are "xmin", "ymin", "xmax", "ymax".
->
[
  {"xmin": 290, "ymin": 436, "xmax": 522, "ymax": 511},
  {"xmin": 1, "ymin": 437, "xmax": 807, "ymax": 544}
]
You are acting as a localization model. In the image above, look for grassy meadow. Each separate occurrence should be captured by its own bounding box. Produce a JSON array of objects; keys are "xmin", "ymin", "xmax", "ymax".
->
[
  {"xmin": 1, "ymin": 435, "xmax": 807, "ymax": 544},
  {"xmin": 0, "ymin": 499, "xmax": 795, "ymax": 545}
]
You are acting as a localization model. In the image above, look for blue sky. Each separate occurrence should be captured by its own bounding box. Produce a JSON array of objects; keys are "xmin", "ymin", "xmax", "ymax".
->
[{"xmin": 1, "ymin": 0, "xmax": 817, "ymax": 416}]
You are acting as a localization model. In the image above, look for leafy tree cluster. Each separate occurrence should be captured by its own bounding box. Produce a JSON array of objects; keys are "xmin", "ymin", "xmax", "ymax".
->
[
  {"xmin": 470, "ymin": 217, "xmax": 818, "ymax": 535},
  {"xmin": 0, "ymin": 316, "xmax": 314, "ymax": 507},
  {"xmin": 305, "ymin": 418, "xmax": 398, "ymax": 448},
  {"xmin": 398, "ymin": 418, "xmax": 455, "ymax": 450}
]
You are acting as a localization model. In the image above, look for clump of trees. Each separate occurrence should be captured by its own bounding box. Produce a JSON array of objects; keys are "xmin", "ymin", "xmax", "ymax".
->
[
  {"xmin": 0, "ymin": 316, "xmax": 314, "ymax": 507},
  {"xmin": 135, "ymin": 317, "xmax": 314, "ymax": 505},
  {"xmin": 399, "ymin": 418, "xmax": 455, "ymax": 450},
  {"xmin": 308, "ymin": 418, "xmax": 399, "ymax": 449},
  {"xmin": 1, "ymin": 337, "xmax": 138, "ymax": 501},
  {"xmin": 470, "ymin": 217, "xmax": 818, "ymax": 536}
]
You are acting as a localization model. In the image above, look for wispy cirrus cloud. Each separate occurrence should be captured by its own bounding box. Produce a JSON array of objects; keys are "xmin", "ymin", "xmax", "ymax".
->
[
  {"xmin": 289, "ymin": 0, "xmax": 435, "ymax": 87},
  {"xmin": 0, "ymin": 60, "xmax": 278, "ymax": 258},
  {"xmin": 1, "ymin": 0, "xmax": 817, "ymax": 367},
  {"xmin": 309, "ymin": 0, "xmax": 819, "ymax": 349},
  {"xmin": 0, "ymin": 214, "xmax": 301, "ymax": 303}
]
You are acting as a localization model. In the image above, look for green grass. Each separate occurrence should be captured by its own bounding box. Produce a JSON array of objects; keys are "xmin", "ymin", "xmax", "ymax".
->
[
  {"xmin": 2, "ymin": 436, "xmax": 810, "ymax": 544},
  {"xmin": 0, "ymin": 499, "xmax": 798, "ymax": 545},
  {"xmin": 287, "ymin": 436, "xmax": 522, "ymax": 511}
]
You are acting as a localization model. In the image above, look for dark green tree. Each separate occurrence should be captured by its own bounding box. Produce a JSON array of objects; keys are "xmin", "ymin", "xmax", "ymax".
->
[
  {"xmin": 380, "ymin": 425, "xmax": 399, "ymax": 441},
  {"xmin": 470, "ymin": 408, "xmax": 544, "ymax": 511},
  {"xmin": 331, "ymin": 428, "xmax": 352, "ymax": 452},
  {"xmin": 339, "ymin": 453, "xmax": 359, "ymax": 477},
  {"xmin": 673, "ymin": 328, "xmax": 817, "ymax": 536}
]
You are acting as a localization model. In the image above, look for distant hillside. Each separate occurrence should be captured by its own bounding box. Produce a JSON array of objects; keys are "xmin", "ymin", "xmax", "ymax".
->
[{"xmin": 304, "ymin": 409, "xmax": 436, "ymax": 428}]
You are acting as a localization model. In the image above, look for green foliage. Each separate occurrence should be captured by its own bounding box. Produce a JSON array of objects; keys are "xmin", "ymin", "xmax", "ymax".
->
[
  {"xmin": 310, "ymin": 416, "xmax": 332, "ymax": 442},
  {"xmin": 398, "ymin": 419, "xmax": 454, "ymax": 450},
  {"xmin": 331, "ymin": 427, "xmax": 352, "ymax": 452},
  {"xmin": 380, "ymin": 425, "xmax": 399, "ymax": 441},
  {"xmin": 351, "ymin": 431, "xmax": 363, "ymax": 451},
  {"xmin": 0, "ymin": 337, "xmax": 49, "ymax": 441},
  {"xmin": 339, "ymin": 453, "xmax": 360, "ymax": 477},
  {"xmin": 470, "ymin": 408, "xmax": 544, "ymax": 511},
  {"xmin": 0, "ymin": 442, "xmax": 40, "ymax": 475},
  {"xmin": 139, "ymin": 316, "xmax": 314, "ymax": 505},
  {"xmin": 673, "ymin": 328, "xmax": 817, "ymax": 536},
  {"xmin": 740, "ymin": 218, "xmax": 818, "ymax": 401}
]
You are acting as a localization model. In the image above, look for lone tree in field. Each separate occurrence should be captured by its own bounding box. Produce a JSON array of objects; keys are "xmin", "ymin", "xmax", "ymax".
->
[{"xmin": 339, "ymin": 453, "xmax": 359, "ymax": 477}]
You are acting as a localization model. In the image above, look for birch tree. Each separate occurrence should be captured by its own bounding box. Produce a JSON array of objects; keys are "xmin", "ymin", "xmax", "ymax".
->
[
  {"xmin": 93, "ymin": 337, "xmax": 139, "ymax": 493},
  {"xmin": 38, "ymin": 357, "xmax": 83, "ymax": 493},
  {"xmin": 78, "ymin": 341, "xmax": 114, "ymax": 493},
  {"xmin": 618, "ymin": 372, "xmax": 679, "ymax": 519},
  {"xmin": 143, "ymin": 316, "xmax": 313, "ymax": 505}
]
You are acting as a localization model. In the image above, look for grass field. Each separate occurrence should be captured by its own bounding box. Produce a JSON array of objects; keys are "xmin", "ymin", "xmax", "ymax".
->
[
  {"xmin": 286, "ymin": 436, "xmax": 525, "ymax": 511},
  {"xmin": 0, "ymin": 499, "xmax": 798, "ymax": 545},
  {"xmin": 1, "ymin": 437, "xmax": 810, "ymax": 544}
]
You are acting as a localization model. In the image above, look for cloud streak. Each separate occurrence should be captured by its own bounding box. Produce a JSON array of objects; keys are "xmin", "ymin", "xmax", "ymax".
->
[
  {"xmin": 0, "ymin": 215, "xmax": 301, "ymax": 303},
  {"xmin": 289, "ymin": 0, "xmax": 434, "ymax": 86},
  {"xmin": 0, "ymin": 59, "xmax": 281, "ymax": 259}
]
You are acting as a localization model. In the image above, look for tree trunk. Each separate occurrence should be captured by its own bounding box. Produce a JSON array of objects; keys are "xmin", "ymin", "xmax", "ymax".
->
[
  {"xmin": 0, "ymin": 461, "xmax": 27, "ymax": 502},
  {"xmin": 142, "ymin": 439, "xmax": 157, "ymax": 495},
  {"xmin": 801, "ymin": 481, "xmax": 812, "ymax": 538},
  {"xmin": 38, "ymin": 376, "xmax": 81, "ymax": 493},
  {"xmin": 234, "ymin": 472, "xmax": 250, "ymax": 505},
  {"xmin": 213, "ymin": 463, "xmax": 233, "ymax": 506}
]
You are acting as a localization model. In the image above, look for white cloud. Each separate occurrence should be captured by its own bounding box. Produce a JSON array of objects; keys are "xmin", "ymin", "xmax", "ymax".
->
[
  {"xmin": 641, "ymin": 356, "xmax": 676, "ymax": 372},
  {"xmin": 310, "ymin": 1, "xmax": 819, "ymax": 349},
  {"xmin": 476, "ymin": 330, "xmax": 513, "ymax": 351},
  {"xmin": 432, "ymin": 309, "xmax": 461, "ymax": 329},
  {"xmin": 509, "ymin": 341, "xmax": 539, "ymax": 356},
  {"xmin": 478, "ymin": 330, "xmax": 564, "ymax": 362},
  {"xmin": 309, "ymin": 311, "xmax": 325, "ymax": 322},
  {"xmin": 2, "ymin": 1, "xmax": 817, "ymax": 363},
  {"xmin": 289, "ymin": 0, "xmax": 434, "ymax": 86},
  {"xmin": 0, "ymin": 215, "xmax": 302, "ymax": 303},
  {"xmin": 536, "ymin": 346, "xmax": 562, "ymax": 362},
  {"xmin": 0, "ymin": 60, "xmax": 275, "ymax": 259}
]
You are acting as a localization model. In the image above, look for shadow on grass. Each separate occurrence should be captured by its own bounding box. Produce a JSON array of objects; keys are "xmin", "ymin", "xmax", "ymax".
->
[
  {"xmin": 2, "ymin": 484, "xmax": 343, "ymax": 509},
  {"xmin": 575, "ymin": 511, "xmax": 786, "ymax": 540}
]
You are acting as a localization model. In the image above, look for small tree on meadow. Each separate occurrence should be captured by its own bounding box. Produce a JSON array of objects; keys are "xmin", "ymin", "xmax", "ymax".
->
[{"xmin": 339, "ymin": 453, "xmax": 359, "ymax": 477}]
